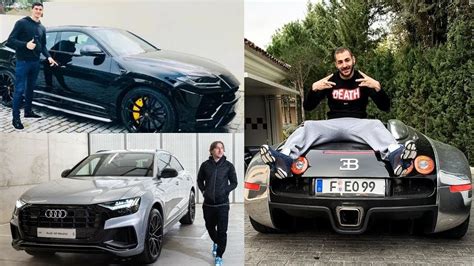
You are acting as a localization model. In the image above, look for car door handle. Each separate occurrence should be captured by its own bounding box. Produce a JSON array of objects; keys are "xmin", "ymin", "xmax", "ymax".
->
[{"xmin": 60, "ymin": 65, "xmax": 66, "ymax": 68}]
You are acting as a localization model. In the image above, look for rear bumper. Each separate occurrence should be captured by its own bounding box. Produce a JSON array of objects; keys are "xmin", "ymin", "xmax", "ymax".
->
[{"xmin": 269, "ymin": 201, "xmax": 438, "ymax": 234}]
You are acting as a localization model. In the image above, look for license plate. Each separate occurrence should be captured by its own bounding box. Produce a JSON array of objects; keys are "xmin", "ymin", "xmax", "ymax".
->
[
  {"xmin": 315, "ymin": 178, "xmax": 385, "ymax": 196},
  {"xmin": 37, "ymin": 228, "xmax": 76, "ymax": 239}
]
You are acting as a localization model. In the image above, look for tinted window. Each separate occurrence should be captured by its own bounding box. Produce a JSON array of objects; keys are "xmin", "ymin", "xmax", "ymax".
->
[
  {"xmin": 94, "ymin": 29, "xmax": 158, "ymax": 56},
  {"xmin": 52, "ymin": 31, "xmax": 100, "ymax": 54},
  {"xmin": 170, "ymin": 156, "xmax": 184, "ymax": 171},
  {"xmin": 45, "ymin": 32, "xmax": 58, "ymax": 50},
  {"xmin": 69, "ymin": 152, "xmax": 154, "ymax": 177}
]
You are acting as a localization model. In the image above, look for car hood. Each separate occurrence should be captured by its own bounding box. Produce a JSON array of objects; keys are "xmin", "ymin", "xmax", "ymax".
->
[
  {"xmin": 20, "ymin": 176, "xmax": 151, "ymax": 205},
  {"xmin": 122, "ymin": 50, "xmax": 235, "ymax": 79}
]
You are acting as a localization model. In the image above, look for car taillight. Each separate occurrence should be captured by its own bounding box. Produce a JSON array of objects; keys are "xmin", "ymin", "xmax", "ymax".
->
[
  {"xmin": 449, "ymin": 184, "xmax": 472, "ymax": 193},
  {"xmin": 414, "ymin": 155, "xmax": 434, "ymax": 175},
  {"xmin": 244, "ymin": 182, "xmax": 261, "ymax": 191},
  {"xmin": 291, "ymin": 157, "xmax": 308, "ymax": 175}
]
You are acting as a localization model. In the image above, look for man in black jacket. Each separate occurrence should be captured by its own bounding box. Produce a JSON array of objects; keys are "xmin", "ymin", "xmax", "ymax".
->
[
  {"xmin": 197, "ymin": 141, "xmax": 238, "ymax": 266},
  {"xmin": 260, "ymin": 47, "xmax": 417, "ymax": 179},
  {"xmin": 7, "ymin": 2, "xmax": 57, "ymax": 129}
]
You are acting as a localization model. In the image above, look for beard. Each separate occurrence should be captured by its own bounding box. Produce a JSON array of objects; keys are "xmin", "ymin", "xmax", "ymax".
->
[{"xmin": 339, "ymin": 65, "xmax": 354, "ymax": 78}]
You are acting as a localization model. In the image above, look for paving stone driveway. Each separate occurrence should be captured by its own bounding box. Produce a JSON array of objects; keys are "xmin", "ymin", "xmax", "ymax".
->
[{"xmin": 245, "ymin": 207, "xmax": 474, "ymax": 265}]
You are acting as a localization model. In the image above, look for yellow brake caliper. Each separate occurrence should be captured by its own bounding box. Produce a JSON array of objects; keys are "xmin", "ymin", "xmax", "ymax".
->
[{"xmin": 132, "ymin": 97, "xmax": 144, "ymax": 122}]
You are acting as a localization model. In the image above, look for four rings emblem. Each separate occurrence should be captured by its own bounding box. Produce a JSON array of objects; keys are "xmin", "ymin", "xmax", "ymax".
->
[{"xmin": 45, "ymin": 209, "xmax": 67, "ymax": 219}]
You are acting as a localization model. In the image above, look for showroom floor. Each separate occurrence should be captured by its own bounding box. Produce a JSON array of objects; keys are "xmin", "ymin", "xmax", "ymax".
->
[{"xmin": 0, "ymin": 204, "xmax": 244, "ymax": 266}]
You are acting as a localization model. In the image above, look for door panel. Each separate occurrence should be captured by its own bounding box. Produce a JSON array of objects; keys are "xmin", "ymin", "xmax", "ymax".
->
[{"xmin": 38, "ymin": 31, "xmax": 117, "ymax": 115}]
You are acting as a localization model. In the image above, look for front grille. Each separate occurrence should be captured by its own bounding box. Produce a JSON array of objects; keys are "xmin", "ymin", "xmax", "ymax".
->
[
  {"xmin": 19, "ymin": 205, "xmax": 106, "ymax": 240},
  {"xmin": 196, "ymin": 91, "xmax": 236, "ymax": 120}
]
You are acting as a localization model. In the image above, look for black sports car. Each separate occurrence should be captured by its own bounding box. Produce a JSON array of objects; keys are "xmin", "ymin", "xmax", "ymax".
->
[
  {"xmin": 0, "ymin": 26, "xmax": 240, "ymax": 132},
  {"xmin": 245, "ymin": 120, "xmax": 472, "ymax": 238}
]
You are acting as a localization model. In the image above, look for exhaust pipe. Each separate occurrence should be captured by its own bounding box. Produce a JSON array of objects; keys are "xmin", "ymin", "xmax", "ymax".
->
[{"xmin": 336, "ymin": 206, "xmax": 364, "ymax": 227}]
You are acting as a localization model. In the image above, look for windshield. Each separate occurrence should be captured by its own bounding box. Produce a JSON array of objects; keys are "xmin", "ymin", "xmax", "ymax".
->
[
  {"xmin": 94, "ymin": 29, "xmax": 158, "ymax": 56},
  {"xmin": 68, "ymin": 152, "xmax": 154, "ymax": 177}
]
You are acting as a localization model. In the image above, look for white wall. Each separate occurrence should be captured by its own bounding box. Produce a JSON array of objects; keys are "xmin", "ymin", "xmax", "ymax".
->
[
  {"xmin": 0, "ymin": 0, "xmax": 244, "ymax": 87},
  {"xmin": 0, "ymin": 133, "xmax": 89, "ymax": 223}
]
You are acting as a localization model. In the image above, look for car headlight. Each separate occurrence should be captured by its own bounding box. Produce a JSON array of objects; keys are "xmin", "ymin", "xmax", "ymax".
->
[
  {"xmin": 176, "ymin": 75, "xmax": 221, "ymax": 88},
  {"xmin": 98, "ymin": 197, "xmax": 141, "ymax": 217},
  {"xmin": 13, "ymin": 199, "xmax": 27, "ymax": 218}
]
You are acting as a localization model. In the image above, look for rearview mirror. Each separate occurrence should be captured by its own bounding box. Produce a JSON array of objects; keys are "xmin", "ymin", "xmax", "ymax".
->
[
  {"xmin": 80, "ymin": 45, "xmax": 104, "ymax": 56},
  {"xmin": 160, "ymin": 168, "xmax": 178, "ymax": 178},
  {"xmin": 61, "ymin": 169, "xmax": 71, "ymax": 178}
]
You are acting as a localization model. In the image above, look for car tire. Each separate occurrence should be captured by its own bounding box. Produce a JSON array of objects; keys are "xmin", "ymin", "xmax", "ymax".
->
[
  {"xmin": 25, "ymin": 250, "xmax": 55, "ymax": 257},
  {"xmin": 179, "ymin": 190, "xmax": 195, "ymax": 225},
  {"xmin": 441, "ymin": 215, "xmax": 469, "ymax": 239},
  {"xmin": 121, "ymin": 87, "xmax": 177, "ymax": 132},
  {"xmin": 0, "ymin": 69, "xmax": 15, "ymax": 106},
  {"xmin": 137, "ymin": 208, "xmax": 163, "ymax": 264},
  {"xmin": 249, "ymin": 216, "xmax": 282, "ymax": 233}
]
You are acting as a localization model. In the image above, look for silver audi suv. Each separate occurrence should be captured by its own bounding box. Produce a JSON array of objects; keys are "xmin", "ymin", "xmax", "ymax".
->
[{"xmin": 10, "ymin": 149, "xmax": 196, "ymax": 263}]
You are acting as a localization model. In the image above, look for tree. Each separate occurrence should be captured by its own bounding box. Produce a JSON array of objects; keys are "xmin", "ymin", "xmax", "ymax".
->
[{"xmin": 268, "ymin": 19, "xmax": 321, "ymax": 122}]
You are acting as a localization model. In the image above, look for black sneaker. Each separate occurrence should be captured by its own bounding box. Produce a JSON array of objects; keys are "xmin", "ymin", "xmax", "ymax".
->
[
  {"xmin": 388, "ymin": 140, "xmax": 417, "ymax": 177},
  {"xmin": 12, "ymin": 119, "xmax": 24, "ymax": 130},
  {"xmin": 259, "ymin": 144, "xmax": 293, "ymax": 179},
  {"xmin": 24, "ymin": 111, "xmax": 41, "ymax": 118}
]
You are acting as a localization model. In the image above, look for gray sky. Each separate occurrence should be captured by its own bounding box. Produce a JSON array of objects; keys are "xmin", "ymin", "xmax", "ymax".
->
[{"xmin": 245, "ymin": 0, "xmax": 313, "ymax": 49}]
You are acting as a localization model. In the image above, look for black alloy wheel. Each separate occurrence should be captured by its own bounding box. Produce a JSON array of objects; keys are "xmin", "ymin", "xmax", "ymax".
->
[
  {"xmin": 121, "ymin": 87, "xmax": 177, "ymax": 133},
  {"xmin": 137, "ymin": 208, "xmax": 163, "ymax": 263},
  {"xmin": 180, "ymin": 190, "xmax": 196, "ymax": 225},
  {"xmin": 0, "ymin": 69, "xmax": 14, "ymax": 106}
]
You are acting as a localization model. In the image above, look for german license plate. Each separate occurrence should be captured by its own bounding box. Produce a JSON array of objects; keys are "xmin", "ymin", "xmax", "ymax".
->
[
  {"xmin": 315, "ymin": 178, "xmax": 385, "ymax": 196},
  {"xmin": 37, "ymin": 228, "xmax": 76, "ymax": 239}
]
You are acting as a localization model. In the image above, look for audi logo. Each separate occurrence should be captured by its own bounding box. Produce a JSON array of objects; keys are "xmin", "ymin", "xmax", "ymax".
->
[{"xmin": 44, "ymin": 209, "xmax": 68, "ymax": 219}]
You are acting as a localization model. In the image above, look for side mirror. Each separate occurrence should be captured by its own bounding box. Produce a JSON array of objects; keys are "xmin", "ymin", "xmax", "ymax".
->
[
  {"xmin": 80, "ymin": 45, "xmax": 104, "ymax": 56},
  {"xmin": 160, "ymin": 168, "xmax": 178, "ymax": 178},
  {"xmin": 61, "ymin": 169, "xmax": 71, "ymax": 178}
]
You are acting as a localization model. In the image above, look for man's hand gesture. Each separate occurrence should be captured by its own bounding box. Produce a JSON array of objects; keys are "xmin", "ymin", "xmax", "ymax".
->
[
  {"xmin": 47, "ymin": 57, "xmax": 58, "ymax": 67},
  {"xmin": 26, "ymin": 39, "xmax": 36, "ymax": 50},
  {"xmin": 356, "ymin": 71, "xmax": 381, "ymax": 92},
  {"xmin": 312, "ymin": 74, "xmax": 335, "ymax": 91}
]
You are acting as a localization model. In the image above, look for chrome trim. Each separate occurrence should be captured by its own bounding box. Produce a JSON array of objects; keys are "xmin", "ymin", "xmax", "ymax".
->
[
  {"xmin": 336, "ymin": 206, "xmax": 364, "ymax": 227},
  {"xmin": 45, "ymin": 209, "xmax": 68, "ymax": 219},
  {"xmin": 428, "ymin": 137, "xmax": 472, "ymax": 233},
  {"xmin": 32, "ymin": 101, "xmax": 112, "ymax": 122},
  {"xmin": 34, "ymin": 90, "xmax": 106, "ymax": 110},
  {"xmin": 195, "ymin": 96, "xmax": 239, "ymax": 122},
  {"xmin": 244, "ymin": 163, "xmax": 275, "ymax": 229}
]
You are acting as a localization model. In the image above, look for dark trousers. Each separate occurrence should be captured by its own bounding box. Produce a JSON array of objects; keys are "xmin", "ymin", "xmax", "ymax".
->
[
  {"xmin": 203, "ymin": 204, "xmax": 229, "ymax": 258},
  {"xmin": 13, "ymin": 60, "xmax": 40, "ymax": 120}
]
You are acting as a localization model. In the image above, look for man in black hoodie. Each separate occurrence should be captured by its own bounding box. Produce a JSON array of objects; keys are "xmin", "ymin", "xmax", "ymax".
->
[
  {"xmin": 197, "ymin": 141, "xmax": 238, "ymax": 266},
  {"xmin": 7, "ymin": 2, "xmax": 57, "ymax": 129}
]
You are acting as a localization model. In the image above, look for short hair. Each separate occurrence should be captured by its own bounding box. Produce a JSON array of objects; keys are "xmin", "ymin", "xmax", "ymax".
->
[
  {"xmin": 31, "ymin": 2, "xmax": 43, "ymax": 9},
  {"xmin": 209, "ymin": 141, "xmax": 224, "ymax": 154},
  {"xmin": 334, "ymin": 47, "xmax": 353, "ymax": 60}
]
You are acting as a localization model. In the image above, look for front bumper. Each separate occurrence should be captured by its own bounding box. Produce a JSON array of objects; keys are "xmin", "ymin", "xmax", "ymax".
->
[
  {"xmin": 10, "ymin": 204, "xmax": 147, "ymax": 257},
  {"xmin": 174, "ymin": 85, "xmax": 239, "ymax": 131}
]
